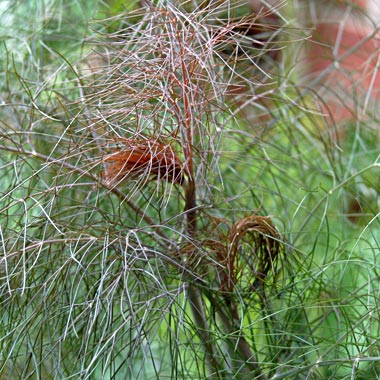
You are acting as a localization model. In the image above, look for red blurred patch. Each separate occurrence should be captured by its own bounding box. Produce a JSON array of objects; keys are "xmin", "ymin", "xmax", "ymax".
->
[{"xmin": 306, "ymin": 20, "xmax": 380, "ymax": 123}]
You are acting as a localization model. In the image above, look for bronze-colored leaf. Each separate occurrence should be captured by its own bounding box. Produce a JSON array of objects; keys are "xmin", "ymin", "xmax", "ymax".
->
[{"xmin": 102, "ymin": 138, "xmax": 187, "ymax": 186}]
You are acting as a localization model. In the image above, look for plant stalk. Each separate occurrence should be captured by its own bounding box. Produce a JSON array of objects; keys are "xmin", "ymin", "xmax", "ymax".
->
[{"xmin": 184, "ymin": 178, "xmax": 225, "ymax": 378}]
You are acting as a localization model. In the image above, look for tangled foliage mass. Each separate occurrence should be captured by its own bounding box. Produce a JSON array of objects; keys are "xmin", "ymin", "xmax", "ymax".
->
[{"xmin": 1, "ymin": 1, "xmax": 380, "ymax": 379}]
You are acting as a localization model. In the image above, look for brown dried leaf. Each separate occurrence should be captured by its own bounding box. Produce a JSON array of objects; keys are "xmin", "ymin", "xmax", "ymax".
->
[
  {"xmin": 102, "ymin": 138, "xmax": 187, "ymax": 187},
  {"xmin": 217, "ymin": 215, "xmax": 282, "ymax": 293}
]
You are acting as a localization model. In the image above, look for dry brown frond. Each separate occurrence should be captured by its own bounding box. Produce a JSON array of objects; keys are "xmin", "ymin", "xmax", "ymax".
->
[
  {"xmin": 102, "ymin": 137, "xmax": 187, "ymax": 187},
  {"xmin": 216, "ymin": 215, "xmax": 283, "ymax": 293},
  {"xmin": 230, "ymin": 215, "xmax": 282, "ymax": 289},
  {"xmin": 199, "ymin": 214, "xmax": 283, "ymax": 295}
]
